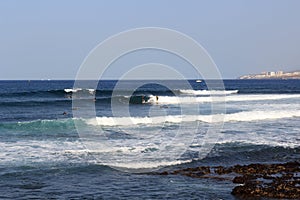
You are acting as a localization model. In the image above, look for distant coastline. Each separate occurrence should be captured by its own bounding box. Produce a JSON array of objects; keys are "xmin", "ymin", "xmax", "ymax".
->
[{"xmin": 238, "ymin": 70, "xmax": 300, "ymax": 79}]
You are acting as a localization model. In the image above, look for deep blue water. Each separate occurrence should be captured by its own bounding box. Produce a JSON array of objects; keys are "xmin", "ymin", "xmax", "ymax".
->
[{"xmin": 0, "ymin": 80, "xmax": 299, "ymax": 199}]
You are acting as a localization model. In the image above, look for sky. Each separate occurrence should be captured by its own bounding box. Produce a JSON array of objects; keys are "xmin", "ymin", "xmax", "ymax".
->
[{"xmin": 0, "ymin": 0, "xmax": 299, "ymax": 79}]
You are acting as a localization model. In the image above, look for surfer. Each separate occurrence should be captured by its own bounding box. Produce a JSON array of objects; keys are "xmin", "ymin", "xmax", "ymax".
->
[
  {"xmin": 141, "ymin": 95, "xmax": 145, "ymax": 103},
  {"xmin": 156, "ymin": 96, "xmax": 159, "ymax": 101},
  {"xmin": 63, "ymin": 112, "xmax": 67, "ymax": 115}
]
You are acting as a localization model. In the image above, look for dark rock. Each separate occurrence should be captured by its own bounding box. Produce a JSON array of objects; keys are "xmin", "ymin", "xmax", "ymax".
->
[
  {"xmin": 158, "ymin": 171, "xmax": 168, "ymax": 175},
  {"xmin": 155, "ymin": 161, "xmax": 300, "ymax": 199},
  {"xmin": 232, "ymin": 175, "xmax": 257, "ymax": 184},
  {"xmin": 230, "ymin": 162, "xmax": 300, "ymax": 199}
]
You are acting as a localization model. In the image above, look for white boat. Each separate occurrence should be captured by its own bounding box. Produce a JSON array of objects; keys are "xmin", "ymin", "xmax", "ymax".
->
[{"xmin": 196, "ymin": 80, "xmax": 202, "ymax": 83}]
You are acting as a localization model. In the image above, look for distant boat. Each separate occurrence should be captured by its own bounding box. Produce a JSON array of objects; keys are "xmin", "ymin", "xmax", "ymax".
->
[{"xmin": 196, "ymin": 80, "xmax": 202, "ymax": 83}]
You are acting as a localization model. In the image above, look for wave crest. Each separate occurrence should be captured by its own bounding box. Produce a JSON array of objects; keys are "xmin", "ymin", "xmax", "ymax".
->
[
  {"xmin": 85, "ymin": 110, "xmax": 300, "ymax": 126},
  {"xmin": 180, "ymin": 89, "xmax": 239, "ymax": 95}
]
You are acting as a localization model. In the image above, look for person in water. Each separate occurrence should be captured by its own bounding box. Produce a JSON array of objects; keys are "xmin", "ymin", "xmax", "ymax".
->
[
  {"xmin": 141, "ymin": 95, "xmax": 145, "ymax": 103},
  {"xmin": 156, "ymin": 96, "xmax": 159, "ymax": 101}
]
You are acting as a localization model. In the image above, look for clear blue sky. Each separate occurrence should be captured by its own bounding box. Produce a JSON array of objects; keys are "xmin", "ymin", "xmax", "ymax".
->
[{"xmin": 0, "ymin": 0, "xmax": 299, "ymax": 79}]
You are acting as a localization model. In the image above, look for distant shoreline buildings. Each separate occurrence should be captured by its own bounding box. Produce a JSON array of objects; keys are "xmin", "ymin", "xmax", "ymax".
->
[{"xmin": 239, "ymin": 70, "xmax": 300, "ymax": 79}]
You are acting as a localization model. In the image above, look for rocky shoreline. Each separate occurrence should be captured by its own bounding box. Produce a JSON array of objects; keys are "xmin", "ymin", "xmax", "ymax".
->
[{"xmin": 155, "ymin": 162, "xmax": 300, "ymax": 199}]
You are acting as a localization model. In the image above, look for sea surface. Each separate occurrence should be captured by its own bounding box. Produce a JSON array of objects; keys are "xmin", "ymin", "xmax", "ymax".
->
[{"xmin": 0, "ymin": 79, "xmax": 299, "ymax": 199}]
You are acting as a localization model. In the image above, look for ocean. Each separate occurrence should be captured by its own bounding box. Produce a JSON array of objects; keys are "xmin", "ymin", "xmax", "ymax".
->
[{"xmin": 0, "ymin": 79, "xmax": 299, "ymax": 199}]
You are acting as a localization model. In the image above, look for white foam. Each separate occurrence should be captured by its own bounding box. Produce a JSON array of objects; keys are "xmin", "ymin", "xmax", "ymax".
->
[
  {"xmin": 154, "ymin": 94, "xmax": 300, "ymax": 104},
  {"xmin": 216, "ymin": 138, "xmax": 299, "ymax": 149},
  {"xmin": 180, "ymin": 89, "xmax": 239, "ymax": 95},
  {"xmin": 86, "ymin": 116, "xmax": 188, "ymax": 126},
  {"xmin": 0, "ymin": 140, "xmax": 87, "ymax": 164},
  {"xmin": 64, "ymin": 147, "xmax": 193, "ymax": 169},
  {"xmin": 64, "ymin": 88, "xmax": 96, "ymax": 94},
  {"xmin": 216, "ymin": 127, "xmax": 300, "ymax": 148},
  {"xmin": 87, "ymin": 89, "xmax": 95, "ymax": 94},
  {"xmin": 99, "ymin": 159, "xmax": 192, "ymax": 169},
  {"xmin": 85, "ymin": 109, "xmax": 300, "ymax": 126},
  {"xmin": 224, "ymin": 110, "xmax": 300, "ymax": 122},
  {"xmin": 64, "ymin": 88, "xmax": 82, "ymax": 93},
  {"xmin": 224, "ymin": 94, "xmax": 300, "ymax": 103}
]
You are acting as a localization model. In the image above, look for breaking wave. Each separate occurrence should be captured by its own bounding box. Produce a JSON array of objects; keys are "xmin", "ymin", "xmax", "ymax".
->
[
  {"xmin": 85, "ymin": 110, "xmax": 300, "ymax": 126},
  {"xmin": 151, "ymin": 94, "xmax": 300, "ymax": 104},
  {"xmin": 179, "ymin": 89, "xmax": 239, "ymax": 95}
]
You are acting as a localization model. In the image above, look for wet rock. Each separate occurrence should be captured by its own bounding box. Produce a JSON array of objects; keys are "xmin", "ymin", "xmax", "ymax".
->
[
  {"xmin": 155, "ymin": 161, "xmax": 300, "ymax": 199},
  {"xmin": 232, "ymin": 175, "xmax": 257, "ymax": 184},
  {"xmin": 158, "ymin": 171, "xmax": 168, "ymax": 175},
  {"xmin": 230, "ymin": 162, "xmax": 300, "ymax": 199},
  {"xmin": 214, "ymin": 166, "xmax": 228, "ymax": 175}
]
